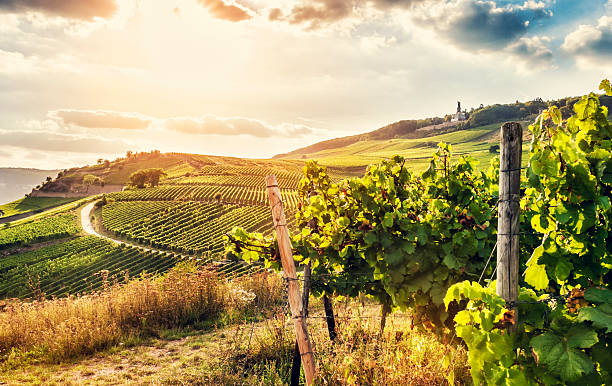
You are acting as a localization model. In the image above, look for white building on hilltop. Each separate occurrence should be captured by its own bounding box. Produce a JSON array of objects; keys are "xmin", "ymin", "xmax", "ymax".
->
[{"xmin": 452, "ymin": 101, "xmax": 467, "ymax": 122}]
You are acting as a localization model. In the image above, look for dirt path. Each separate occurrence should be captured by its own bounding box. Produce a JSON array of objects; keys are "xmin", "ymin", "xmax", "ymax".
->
[{"xmin": 81, "ymin": 202, "xmax": 123, "ymax": 246}]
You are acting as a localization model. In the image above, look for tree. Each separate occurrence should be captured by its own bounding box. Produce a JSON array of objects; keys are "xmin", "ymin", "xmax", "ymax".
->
[
  {"xmin": 97, "ymin": 159, "xmax": 104, "ymax": 165},
  {"xmin": 128, "ymin": 168, "xmax": 167, "ymax": 188},
  {"xmin": 103, "ymin": 160, "xmax": 110, "ymax": 168},
  {"xmin": 126, "ymin": 151, "xmax": 133, "ymax": 159},
  {"xmin": 147, "ymin": 168, "xmax": 167, "ymax": 187},
  {"xmin": 129, "ymin": 170, "xmax": 147, "ymax": 188},
  {"xmin": 45, "ymin": 176, "xmax": 52, "ymax": 182},
  {"xmin": 83, "ymin": 174, "xmax": 102, "ymax": 186}
]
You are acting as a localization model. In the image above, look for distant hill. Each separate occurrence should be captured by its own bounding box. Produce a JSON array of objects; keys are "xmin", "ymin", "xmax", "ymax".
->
[
  {"xmin": 33, "ymin": 151, "xmax": 307, "ymax": 196},
  {"xmin": 0, "ymin": 168, "xmax": 60, "ymax": 204},
  {"xmin": 275, "ymin": 94, "xmax": 612, "ymax": 160},
  {"xmin": 274, "ymin": 118, "xmax": 454, "ymax": 159}
]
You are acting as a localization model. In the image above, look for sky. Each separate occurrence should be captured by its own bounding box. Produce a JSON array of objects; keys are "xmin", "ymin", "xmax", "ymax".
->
[{"xmin": 0, "ymin": 0, "xmax": 611, "ymax": 169}]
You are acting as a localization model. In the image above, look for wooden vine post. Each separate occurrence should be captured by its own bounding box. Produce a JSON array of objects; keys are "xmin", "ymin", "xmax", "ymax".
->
[
  {"xmin": 497, "ymin": 122, "xmax": 522, "ymax": 332},
  {"xmin": 266, "ymin": 175, "xmax": 316, "ymax": 385},
  {"xmin": 290, "ymin": 262, "xmax": 311, "ymax": 386}
]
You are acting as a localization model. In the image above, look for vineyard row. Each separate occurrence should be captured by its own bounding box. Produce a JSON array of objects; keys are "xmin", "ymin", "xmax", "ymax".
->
[{"xmin": 107, "ymin": 185, "xmax": 300, "ymax": 207}]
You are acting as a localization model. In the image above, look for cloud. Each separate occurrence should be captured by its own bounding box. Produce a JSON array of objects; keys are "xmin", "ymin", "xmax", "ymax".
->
[
  {"xmin": 165, "ymin": 116, "xmax": 314, "ymax": 138},
  {"xmin": 197, "ymin": 0, "xmax": 251, "ymax": 22},
  {"xmin": 562, "ymin": 16, "xmax": 612, "ymax": 61},
  {"xmin": 268, "ymin": 0, "xmax": 427, "ymax": 29},
  {"xmin": 268, "ymin": 7, "xmax": 283, "ymax": 21},
  {"xmin": 0, "ymin": 49, "xmax": 81, "ymax": 75},
  {"xmin": 0, "ymin": 129, "xmax": 130, "ymax": 153},
  {"xmin": 50, "ymin": 109, "xmax": 152, "ymax": 130},
  {"xmin": 280, "ymin": 0, "xmax": 355, "ymax": 28},
  {"xmin": 0, "ymin": 0, "xmax": 117, "ymax": 21},
  {"xmin": 37, "ymin": 109, "xmax": 317, "ymax": 139},
  {"xmin": 505, "ymin": 36, "xmax": 554, "ymax": 72},
  {"xmin": 411, "ymin": 0, "xmax": 553, "ymax": 51}
]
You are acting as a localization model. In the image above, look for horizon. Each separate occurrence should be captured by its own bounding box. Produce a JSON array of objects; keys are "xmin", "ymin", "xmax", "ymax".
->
[{"xmin": 1, "ymin": 0, "xmax": 611, "ymax": 169}]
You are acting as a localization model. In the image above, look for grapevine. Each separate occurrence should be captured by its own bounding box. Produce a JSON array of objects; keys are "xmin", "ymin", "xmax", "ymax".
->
[{"xmin": 447, "ymin": 81, "xmax": 612, "ymax": 385}]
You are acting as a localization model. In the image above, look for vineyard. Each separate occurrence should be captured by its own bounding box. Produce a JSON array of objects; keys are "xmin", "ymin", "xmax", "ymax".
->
[
  {"xmin": 187, "ymin": 165, "xmax": 304, "ymax": 179},
  {"xmin": 106, "ymin": 185, "xmax": 300, "ymax": 207},
  {"xmin": 0, "ymin": 236, "xmax": 261, "ymax": 299},
  {"xmin": 0, "ymin": 236, "xmax": 178, "ymax": 298},
  {"xmin": 102, "ymin": 201, "xmax": 283, "ymax": 255},
  {"xmin": 0, "ymin": 213, "xmax": 79, "ymax": 250},
  {"xmin": 165, "ymin": 174, "xmax": 302, "ymax": 189},
  {"xmin": 226, "ymin": 83, "xmax": 612, "ymax": 385}
]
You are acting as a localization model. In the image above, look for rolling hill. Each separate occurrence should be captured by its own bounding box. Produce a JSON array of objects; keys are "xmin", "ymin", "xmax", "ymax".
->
[
  {"xmin": 276, "ymin": 120, "xmax": 531, "ymax": 173},
  {"xmin": 274, "ymin": 93, "xmax": 612, "ymax": 172}
]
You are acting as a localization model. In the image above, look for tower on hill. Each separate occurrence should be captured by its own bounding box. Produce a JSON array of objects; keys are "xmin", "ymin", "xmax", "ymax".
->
[{"xmin": 452, "ymin": 101, "xmax": 467, "ymax": 122}]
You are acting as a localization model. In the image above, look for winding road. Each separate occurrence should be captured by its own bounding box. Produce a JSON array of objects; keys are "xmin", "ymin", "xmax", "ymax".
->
[{"xmin": 80, "ymin": 202, "xmax": 121, "ymax": 245}]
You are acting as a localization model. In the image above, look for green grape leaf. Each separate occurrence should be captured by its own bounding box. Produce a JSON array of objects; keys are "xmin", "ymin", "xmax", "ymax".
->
[
  {"xmin": 577, "ymin": 305, "xmax": 612, "ymax": 333},
  {"xmin": 382, "ymin": 212, "xmax": 394, "ymax": 228},
  {"xmin": 554, "ymin": 259, "xmax": 573, "ymax": 282},
  {"xmin": 525, "ymin": 247, "xmax": 549, "ymax": 290},
  {"xmin": 584, "ymin": 287, "xmax": 612, "ymax": 304},
  {"xmin": 597, "ymin": 196, "xmax": 611, "ymax": 212},
  {"xmin": 531, "ymin": 331, "xmax": 596, "ymax": 382},
  {"xmin": 592, "ymin": 340, "xmax": 612, "ymax": 373},
  {"xmin": 364, "ymin": 231, "xmax": 377, "ymax": 246},
  {"xmin": 531, "ymin": 214, "xmax": 555, "ymax": 233},
  {"xmin": 566, "ymin": 326, "xmax": 599, "ymax": 349},
  {"xmin": 384, "ymin": 248, "xmax": 403, "ymax": 265},
  {"xmin": 443, "ymin": 253, "xmax": 459, "ymax": 270},
  {"xmin": 336, "ymin": 216, "xmax": 350, "ymax": 229},
  {"xmin": 550, "ymin": 106, "xmax": 563, "ymax": 125}
]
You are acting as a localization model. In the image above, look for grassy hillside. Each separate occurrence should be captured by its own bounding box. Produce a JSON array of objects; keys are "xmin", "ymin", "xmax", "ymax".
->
[
  {"xmin": 278, "ymin": 121, "xmax": 531, "ymax": 172},
  {"xmin": 275, "ymin": 93, "xmax": 612, "ymax": 163},
  {"xmin": 41, "ymin": 152, "xmax": 307, "ymax": 193},
  {"xmin": 0, "ymin": 196, "xmax": 77, "ymax": 219}
]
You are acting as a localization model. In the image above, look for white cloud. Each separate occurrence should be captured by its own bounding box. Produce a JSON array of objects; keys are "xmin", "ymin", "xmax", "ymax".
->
[
  {"xmin": 49, "ymin": 109, "xmax": 152, "ymax": 130},
  {"xmin": 505, "ymin": 36, "xmax": 554, "ymax": 74},
  {"xmin": 562, "ymin": 16, "xmax": 612, "ymax": 58},
  {"xmin": 165, "ymin": 116, "xmax": 315, "ymax": 138},
  {"xmin": 0, "ymin": 49, "xmax": 81, "ymax": 75},
  {"xmin": 0, "ymin": 129, "xmax": 132, "ymax": 153},
  {"xmin": 410, "ymin": 0, "xmax": 553, "ymax": 51}
]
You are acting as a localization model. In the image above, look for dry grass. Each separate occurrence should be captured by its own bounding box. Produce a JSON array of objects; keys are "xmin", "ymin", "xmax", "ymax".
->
[
  {"xmin": 208, "ymin": 298, "xmax": 471, "ymax": 385},
  {"xmin": 0, "ymin": 265, "xmax": 284, "ymax": 366},
  {"xmin": 0, "ymin": 268, "xmax": 469, "ymax": 384}
]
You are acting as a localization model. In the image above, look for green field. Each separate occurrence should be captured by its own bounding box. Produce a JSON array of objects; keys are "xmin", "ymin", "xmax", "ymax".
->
[
  {"xmin": 0, "ymin": 196, "xmax": 78, "ymax": 218},
  {"xmin": 280, "ymin": 121, "xmax": 531, "ymax": 172}
]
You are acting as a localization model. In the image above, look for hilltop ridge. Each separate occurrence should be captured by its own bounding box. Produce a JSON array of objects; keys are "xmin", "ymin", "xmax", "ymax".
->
[{"xmin": 275, "ymin": 94, "xmax": 612, "ymax": 159}]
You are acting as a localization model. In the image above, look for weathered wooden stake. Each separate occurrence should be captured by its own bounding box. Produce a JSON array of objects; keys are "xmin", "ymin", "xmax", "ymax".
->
[
  {"xmin": 290, "ymin": 262, "xmax": 311, "ymax": 386},
  {"xmin": 497, "ymin": 122, "xmax": 522, "ymax": 332},
  {"xmin": 380, "ymin": 301, "xmax": 391, "ymax": 336},
  {"xmin": 323, "ymin": 295, "xmax": 337, "ymax": 341},
  {"xmin": 266, "ymin": 175, "xmax": 316, "ymax": 385}
]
